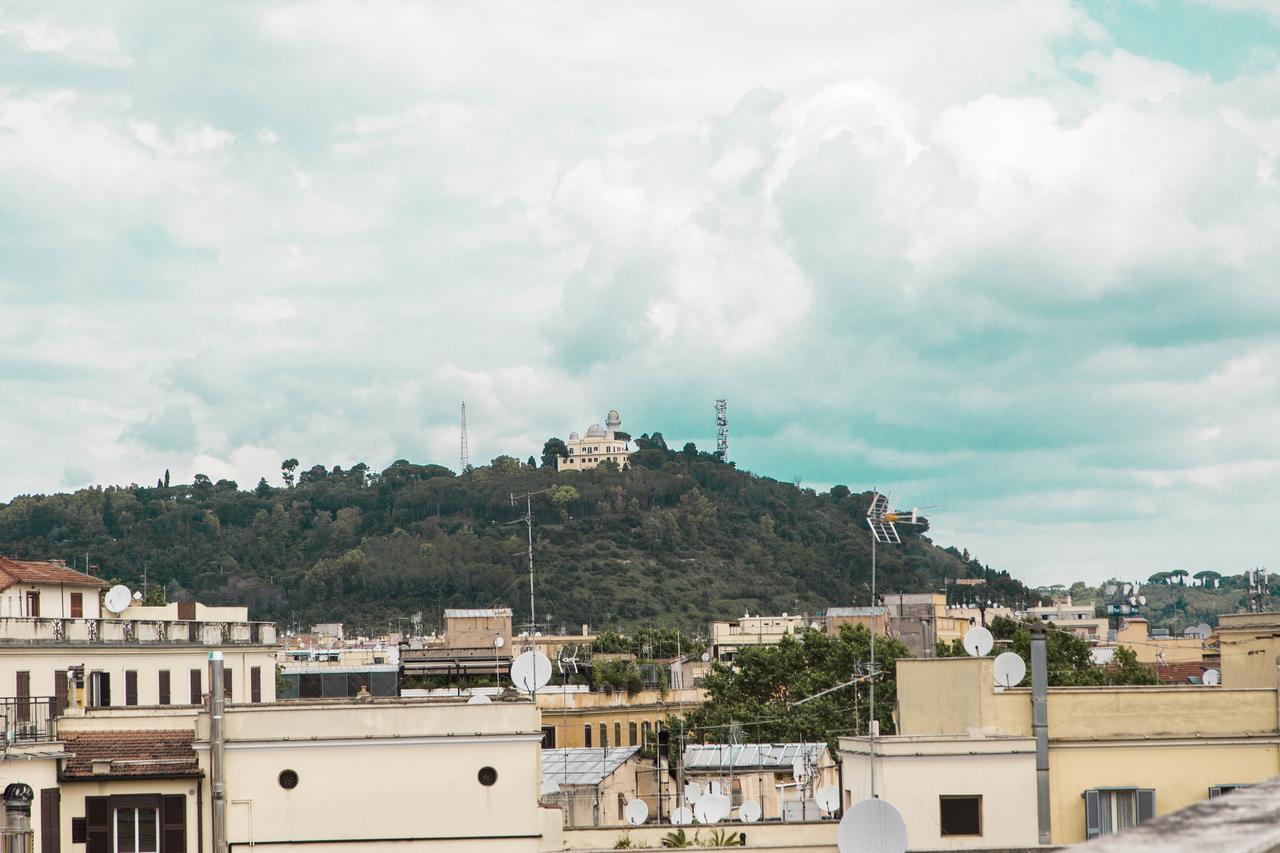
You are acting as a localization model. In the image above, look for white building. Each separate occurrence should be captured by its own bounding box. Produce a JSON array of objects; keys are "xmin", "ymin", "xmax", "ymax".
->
[{"xmin": 558, "ymin": 410, "xmax": 634, "ymax": 471}]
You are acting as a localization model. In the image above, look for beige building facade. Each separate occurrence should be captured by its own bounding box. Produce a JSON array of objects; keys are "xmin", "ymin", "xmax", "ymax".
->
[{"xmin": 557, "ymin": 411, "xmax": 633, "ymax": 471}]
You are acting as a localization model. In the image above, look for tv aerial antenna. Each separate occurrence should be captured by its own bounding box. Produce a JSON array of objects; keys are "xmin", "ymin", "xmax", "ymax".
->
[
  {"xmin": 864, "ymin": 490, "xmax": 927, "ymax": 799},
  {"xmin": 459, "ymin": 401, "xmax": 470, "ymax": 472},
  {"xmin": 715, "ymin": 399, "xmax": 728, "ymax": 462},
  {"xmin": 557, "ymin": 644, "xmax": 580, "ymax": 676},
  {"xmin": 508, "ymin": 487, "xmax": 553, "ymax": 640}
]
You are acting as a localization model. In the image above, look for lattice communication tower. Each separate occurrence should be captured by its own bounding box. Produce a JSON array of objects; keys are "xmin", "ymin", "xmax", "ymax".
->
[
  {"xmin": 715, "ymin": 399, "xmax": 728, "ymax": 462},
  {"xmin": 460, "ymin": 401, "xmax": 470, "ymax": 472}
]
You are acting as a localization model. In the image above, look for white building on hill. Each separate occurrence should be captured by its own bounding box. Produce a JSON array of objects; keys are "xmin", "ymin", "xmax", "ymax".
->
[{"xmin": 558, "ymin": 410, "xmax": 634, "ymax": 471}]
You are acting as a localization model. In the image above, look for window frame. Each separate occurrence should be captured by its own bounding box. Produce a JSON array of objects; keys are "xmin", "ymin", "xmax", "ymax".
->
[
  {"xmin": 939, "ymin": 794, "xmax": 983, "ymax": 837},
  {"xmin": 1084, "ymin": 787, "xmax": 1155, "ymax": 839},
  {"xmin": 113, "ymin": 802, "xmax": 160, "ymax": 853}
]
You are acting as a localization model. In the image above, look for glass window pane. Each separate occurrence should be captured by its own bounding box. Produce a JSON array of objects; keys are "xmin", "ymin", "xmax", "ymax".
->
[
  {"xmin": 1117, "ymin": 791, "xmax": 1136, "ymax": 830},
  {"xmin": 116, "ymin": 809, "xmax": 137, "ymax": 852},
  {"xmin": 138, "ymin": 807, "xmax": 159, "ymax": 852},
  {"xmin": 1098, "ymin": 792, "xmax": 1113, "ymax": 834}
]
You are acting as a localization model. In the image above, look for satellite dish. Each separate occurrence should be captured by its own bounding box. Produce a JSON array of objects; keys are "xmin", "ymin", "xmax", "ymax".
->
[
  {"xmin": 103, "ymin": 585, "xmax": 132, "ymax": 614},
  {"xmin": 494, "ymin": 636, "xmax": 505, "ymax": 648},
  {"xmin": 707, "ymin": 781, "xmax": 723, "ymax": 797},
  {"xmin": 739, "ymin": 800, "xmax": 762, "ymax": 822},
  {"xmin": 624, "ymin": 799, "xmax": 649, "ymax": 826},
  {"xmin": 540, "ymin": 779, "xmax": 560, "ymax": 796},
  {"xmin": 509, "ymin": 650, "xmax": 552, "ymax": 693},
  {"xmin": 837, "ymin": 797, "xmax": 908, "ymax": 853},
  {"xmin": 695, "ymin": 793, "xmax": 731, "ymax": 824},
  {"xmin": 792, "ymin": 755, "xmax": 811, "ymax": 784},
  {"xmin": 467, "ymin": 693, "xmax": 491, "ymax": 704},
  {"xmin": 993, "ymin": 652, "xmax": 1027, "ymax": 688},
  {"xmin": 963, "ymin": 626, "xmax": 994, "ymax": 657},
  {"xmin": 1195, "ymin": 622, "xmax": 1212, "ymax": 637},
  {"xmin": 816, "ymin": 786, "xmax": 841, "ymax": 813},
  {"xmin": 1204, "ymin": 668, "xmax": 1221, "ymax": 686},
  {"xmin": 671, "ymin": 806, "xmax": 694, "ymax": 825},
  {"xmin": 700, "ymin": 652, "xmax": 711, "ymax": 663},
  {"xmin": 684, "ymin": 782, "xmax": 704, "ymax": 804}
]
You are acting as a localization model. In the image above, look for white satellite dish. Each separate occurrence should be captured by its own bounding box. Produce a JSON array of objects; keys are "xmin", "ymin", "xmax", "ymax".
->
[
  {"xmin": 792, "ymin": 755, "xmax": 811, "ymax": 784},
  {"xmin": 993, "ymin": 652, "xmax": 1027, "ymax": 688},
  {"xmin": 700, "ymin": 652, "xmax": 711, "ymax": 663},
  {"xmin": 467, "ymin": 693, "xmax": 491, "ymax": 704},
  {"xmin": 1204, "ymin": 668, "xmax": 1221, "ymax": 686},
  {"xmin": 816, "ymin": 786, "xmax": 841, "ymax": 813},
  {"xmin": 540, "ymin": 779, "xmax": 560, "ymax": 796},
  {"xmin": 671, "ymin": 806, "xmax": 694, "ymax": 825},
  {"xmin": 707, "ymin": 781, "xmax": 723, "ymax": 797},
  {"xmin": 510, "ymin": 650, "xmax": 552, "ymax": 693},
  {"xmin": 963, "ymin": 626, "xmax": 994, "ymax": 657},
  {"xmin": 837, "ymin": 797, "xmax": 908, "ymax": 853},
  {"xmin": 494, "ymin": 636, "xmax": 505, "ymax": 648},
  {"xmin": 103, "ymin": 585, "xmax": 132, "ymax": 614},
  {"xmin": 695, "ymin": 794, "xmax": 730, "ymax": 824},
  {"xmin": 624, "ymin": 799, "xmax": 649, "ymax": 826},
  {"xmin": 684, "ymin": 782, "xmax": 704, "ymax": 804},
  {"xmin": 739, "ymin": 800, "xmax": 762, "ymax": 822}
]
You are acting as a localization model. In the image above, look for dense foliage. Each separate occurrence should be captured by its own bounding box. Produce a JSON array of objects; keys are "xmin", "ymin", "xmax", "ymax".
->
[
  {"xmin": 684, "ymin": 625, "xmax": 910, "ymax": 749},
  {"xmin": 0, "ymin": 439, "xmax": 1024, "ymax": 634}
]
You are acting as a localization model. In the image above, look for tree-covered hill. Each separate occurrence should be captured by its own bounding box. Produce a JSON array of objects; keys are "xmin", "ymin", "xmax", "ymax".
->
[{"xmin": 0, "ymin": 437, "xmax": 1027, "ymax": 635}]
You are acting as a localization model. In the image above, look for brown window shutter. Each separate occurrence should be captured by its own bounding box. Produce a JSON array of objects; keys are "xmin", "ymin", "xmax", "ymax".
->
[
  {"xmin": 161, "ymin": 794, "xmax": 186, "ymax": 853},
  {"xmin": 224, "ymin": 668, "xmax": 233, "ymax": 700},
  {"xmin": 125, "ymin": 670, "xmax": 138, "ymax": 706},
  {"xmin": 17, "ymin": 671, "xmax": 30, "ymax": 723},
  {"xmin": 178, "ymin": 601, "xmax": 196, "ymax": 621},
  {"xmin": 250, "ymin": 667, "xmax": 262, "ymax": 703},
  {"xmin": 70, "ymin": 592, "xmax": 83, "ymax": 618},
  {"xmin": 85, "ymin": 796, "xmax": 109, "ymax": 853},
  {"xmin": 159, "ymin": 670, "xmax": 171, "ymax": 706},
  {"xmin": 190, "ymin": 669, "xmax": 202, "ymax": 704},
  {"xmin": 40, "ymin": 788, "xmax": 60, "ymax": 853},
  {"xmin": 54, "ymin": 670, "xmax": 67, "ymax": 714}
]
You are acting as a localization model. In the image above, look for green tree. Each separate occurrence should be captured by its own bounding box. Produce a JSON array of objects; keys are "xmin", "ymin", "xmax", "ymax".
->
[
  {"xmin": 987, "ymin": 616, "xmax": 1157, "ymax": 686},
  {"xmin": 254, "ymin": 477, "xmax": 273, "ymax": 498},
  {"xmin": 541, "ymin": 438, "xmax": 569, "ymax": 469},
  {"xmin": 281, "ymin": 458, "xmax": 299, "ymax": 488},
  {"xmin": 163, "ymin": 469, "xmax": 170, "ymax": 488},
  {"xmin": 1193, "ymin": 570, "xmax": 1221, "ymax": 589},
  {"xmin": 1147, "ymin": 571, "xmax": 1171, "ymax": 585},
  {"xmin": 1170, "ymin": 569, "xmax": 1189, "ymax": 586},
  {"xmin": 685, "ymin": 626, "xmax": 909, "ymax": 750}
]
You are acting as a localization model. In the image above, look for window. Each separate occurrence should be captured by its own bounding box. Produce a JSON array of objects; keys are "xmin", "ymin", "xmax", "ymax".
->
[
  {"xmin": 250, "ymin": 667, "xmax": 262, "ymax": 703},
  {"xmin": 541, "ymin": 726, "xmax": 557, "ymax": 749},
  {"xmin": 940, "ymin": 795, "xmax": 982, "ymax": 836},
  {"xmin": 16, "ymin": 671, "xmax": 30, "ymax": 723},
  {"xmin": 223, "ymin": 668, "xmax": 233, "ymax": 700},
  {"xmin": 600, "ymin": 723, "xmax": 608, "ymax": 749},
  {"xmin": 70, "ymin": 592, "xmax": 83, "ymax": 618},
  {"xmin": 189, "ymin": 669, "xmax": 202, "ymax": 705},
  {"xmin": 26, "ymin": 590, "xmax": 40, "ymax": 617},
  {"xmin": 629, "ymin": 722, "xmax": 638, "ymax": 746},
  {"xmin": 584, "ymin": 724, "xmax": 592, "ymax": 748},
  {"xmin": 89, "ymin": 671, "xmax": 111, "ymax": 707},
  {"xmin": 1210, "ymin": 785, "xmax": 1249, "ymax": 798},
  {"xmin": 614, "ymin": 722, "xmax": 622, "ymax": 747},
  {"xmin": 1084, "ymin": 788, "xmax": 1156, "ymax": 839},
  {"xmin": 642, "ymin": 721, "xmax": 652, "ymax": 746},
  {"xmin": 115, "ymin": 805, "xmax": 159, "ymax": 852},
  {"xmin": 158, "ymin": 671, "xmax": 171, "ymax": 706},
  {"xmin": 125, "ymin": 670, "xmax": 138, "ymax": 706}
]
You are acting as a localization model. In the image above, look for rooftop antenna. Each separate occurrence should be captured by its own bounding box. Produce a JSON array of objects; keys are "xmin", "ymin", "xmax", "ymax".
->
[
  {"xmin": 715, "ymin": 399, "xmax": 728, "ymax": 462},
  {"xmin": 509, "ymin": 488, "xmax": 553, "ymax": 638},
  {"xmin": 460, "ymin": 401, "xmax": 470, "ymax": 472},
  {"xmin": 865, "ymin": 491, "xmax": 926, "ymax": 799}
]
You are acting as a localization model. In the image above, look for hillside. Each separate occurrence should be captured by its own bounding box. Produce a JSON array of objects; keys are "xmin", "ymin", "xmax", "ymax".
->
[{"xmin": 0, "ymin": 437, "xmax": 1028, "ymax": 635}]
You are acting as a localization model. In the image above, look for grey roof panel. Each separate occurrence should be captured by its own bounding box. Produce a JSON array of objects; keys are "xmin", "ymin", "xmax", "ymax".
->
[
  {"xmin": 541, "ymin": 746, "xmax": 640, "ymax": 786},
  {"xmin": 681, "ymin": 742, "xmax": 827, "ymax": 771}
]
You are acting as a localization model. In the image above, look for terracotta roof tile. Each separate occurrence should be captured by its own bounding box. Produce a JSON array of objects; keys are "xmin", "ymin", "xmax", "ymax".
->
[
  {"xmin": 61, "ymin": 730, "xmax": 201, "ymax": 779},
  {"xmin": 0, "ymin": 557, "xmax": 109, "ymax": 592},
  {"xmin": 1153, "ymin": 659, "xmax": 1221, "ymax": 685}
]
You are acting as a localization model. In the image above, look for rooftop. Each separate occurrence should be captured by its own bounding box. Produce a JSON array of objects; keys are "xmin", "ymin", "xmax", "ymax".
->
[
  {"xmin": 60, "ymin": 729, "xmax": 201, "ymax": 780},
  {"xmin": 541, "ymin": 746, "xmax": 640, "ymax": 786},
  {"xmin": 444, "ymin": 608, "xmax": 512, "ymax": 619},
  {"xmin": 683, "ymin": 742, "xmax": 827, "ymax": 771},
  {"xmin": 0, "ymin": 557, "xmax": 108, "ymax": 591},
  {"xmin": 825, "ymin": 606, "xmax": 888, "ymax": 617}
]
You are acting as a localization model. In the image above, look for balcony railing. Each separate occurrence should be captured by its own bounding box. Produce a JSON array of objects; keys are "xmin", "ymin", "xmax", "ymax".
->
[
  {"xmin": 0, "ymin": 617, "xmax": 276, "ymax": 646},
  {"xmin": 1, "ymin": 696, "xmax": 57, "ymax": 743}
]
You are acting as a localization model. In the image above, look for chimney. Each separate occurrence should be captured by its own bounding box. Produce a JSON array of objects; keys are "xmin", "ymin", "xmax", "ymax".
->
[
  {"xmin": 1030, "ymin": 623, "xmax": 1052, "ymax": 845},
  {"xmin": 2, "ymin": 783, "xmax": 34, "ymax": 846}
]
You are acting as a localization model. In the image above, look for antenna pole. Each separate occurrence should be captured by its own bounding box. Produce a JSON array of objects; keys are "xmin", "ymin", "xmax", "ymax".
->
[
  {"xmin": 526, "ymin": 492, "xmax": 535, "ymax": 638},
  {"xmin": 460, "ymin": 401, "xmax": 470, "ymax": 472},
  {"xmin": 869, "ymin": 532, "xmax": 877, "ymax": 799}
]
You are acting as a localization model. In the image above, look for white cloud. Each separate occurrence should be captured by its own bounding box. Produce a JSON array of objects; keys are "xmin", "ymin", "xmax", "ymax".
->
[{"xmin": 0, "ymin": 17, "xmax": 132, "ymax": 67}]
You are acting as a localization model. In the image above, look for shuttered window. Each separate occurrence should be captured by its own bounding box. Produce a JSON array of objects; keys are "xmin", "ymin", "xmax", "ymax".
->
[
  {"xmin": 250, "ymin": 666, "xmax": 262, "ymax": 703},
  {"xmin": 1084, "ymin": 788, "xmax": 1156, "ymax": 839},
  {"xmin": 54, "ymin": 669, "xmax": 67, "ymax": 713},
  {"xmin": 84, "ymin": 794, "xmax": 184, "ymax": 853},
  {"xmin": 70, "ymin": 592, "xmax": 83, "ymax": 618},
  {"xmin": 40, "ymin": 788, "xmax": 60, "ymax": 853},
  {"xmin": 158, "ymin": 671, "xmax": 171, "ymax": 706},
  {"xmin": 86, "ymin": 796, "xmax": 109, "ymax": 853},
  {"xmin": 161, "ymin": 795, "xmax": 186, "ymax": 852},
  {"xmin": 189, "ymin": 670, "xmax": 201, "ymax": 705},
  {"xmin": 223, "ymin": 668, "xmax": 233, "ymax": 700},
  {"xmin": 16, "ymin": 671, "xmax": 30, "ymax": 722},
  {"xmin": 125, "ymin": 670, "xmax": 138, "ymax": 706}
]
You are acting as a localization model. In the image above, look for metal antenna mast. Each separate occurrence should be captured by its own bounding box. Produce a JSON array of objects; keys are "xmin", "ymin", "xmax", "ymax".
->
[
  {"xmin": 715, "ymin": 399, "xmax": 728, "ymax": 462},
  {"xmin": 460, "ymin": 401, "xmax": 470, "ymax": 472},
  {"xmin": 509, "ymin": 488, "xmax": 553, "ymax": 638}
]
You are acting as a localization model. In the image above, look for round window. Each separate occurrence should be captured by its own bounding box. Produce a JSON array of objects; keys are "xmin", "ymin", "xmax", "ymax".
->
[
  {"xmin": 278, "ymin": 769, "xmax": 299, "ymax": 789},
  {"xmin": 478, "ymin": 766, "xmax": 498, "ymax": 786}
]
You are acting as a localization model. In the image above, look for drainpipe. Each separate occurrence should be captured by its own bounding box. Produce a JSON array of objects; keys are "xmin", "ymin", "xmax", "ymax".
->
[
  {"xmin": 210, "ymin": 652, "xmax": 228, "ymax": 853},
  {"xmin": 2, "ymin": 783, "xmax": 34, "ymax": 853},
  {"xmin": 1030, "ymin": 623, "xmax": 1051, "ymax": 845}
]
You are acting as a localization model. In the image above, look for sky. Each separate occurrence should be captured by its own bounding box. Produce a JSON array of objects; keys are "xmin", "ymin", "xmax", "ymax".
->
[{"xmin": 2, "ymin": 1, "xmax": 1279, "ymax": 587}]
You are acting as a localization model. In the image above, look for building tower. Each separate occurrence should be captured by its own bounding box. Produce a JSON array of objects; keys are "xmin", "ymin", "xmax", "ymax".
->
[
  {"xmin": 715, "ymin": 399, "xmax": 728, "ymax": 462},
  {"xmin": 459, "ymin": 401, "xmax": 470, "ymax": 472},
  {"xmin": 605, "ymin": 409, "xmax": 622, "ymax": 437}
]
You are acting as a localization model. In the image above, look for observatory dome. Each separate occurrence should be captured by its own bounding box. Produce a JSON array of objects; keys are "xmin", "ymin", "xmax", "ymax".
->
[
  {"xmin": 568, "ymin": 432, "xmax": 579, "ymax": 441},
  {"xmin": 585, "ymin": 424, "xmax": 606, "ymax": 438}
]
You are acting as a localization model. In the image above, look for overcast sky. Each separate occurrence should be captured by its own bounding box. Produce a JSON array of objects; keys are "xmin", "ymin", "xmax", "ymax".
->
[{"xmin": 2, "ymin": 1, "xmax": 1279, "ymax": 586}]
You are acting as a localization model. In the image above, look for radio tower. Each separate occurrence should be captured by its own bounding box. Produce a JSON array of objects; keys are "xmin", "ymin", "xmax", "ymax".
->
[
  {"xmin": 715, "ymin": 399, "xmax": 728, "ymax": 462},
  {"xmin": 459, "ymin": 401, "xmax": 470, "ymax": 472}
]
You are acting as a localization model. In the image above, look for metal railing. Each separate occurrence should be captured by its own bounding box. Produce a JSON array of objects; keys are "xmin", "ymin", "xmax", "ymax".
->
[{"xmin": 0, "ymin": 697, "xmax": 57, "ymax": 744}]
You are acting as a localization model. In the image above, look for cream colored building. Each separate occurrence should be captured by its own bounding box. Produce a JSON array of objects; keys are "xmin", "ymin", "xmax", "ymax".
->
[
  {"xmin": 681, "ymin": 743, "xmax": 837, "ymax": 822},
  {"xmin": 537, "ymin": 687, "xmax": 704, "ymax": 750},
  {"xmin": 557, "ymin": 410, "xmax": 633, "ymax": 471},
  {"xmin": 1027, "ymin": 598, "xmax": 1109, "ymax": 642},
  {"xmin": 708, "ymin": 613, "xmax": 814, "ymax": 663},
  {"xmin": 841, "ymin": 652, "xmax": 1280, "ymax": 848}
]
